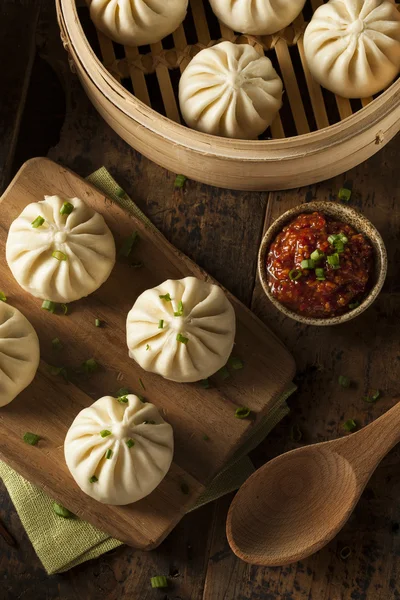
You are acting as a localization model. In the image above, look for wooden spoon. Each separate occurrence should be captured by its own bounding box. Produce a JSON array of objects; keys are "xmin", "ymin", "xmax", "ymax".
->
[{"xmin": 226, "ymin": 401, "xmax": 400, "ymax": 566}]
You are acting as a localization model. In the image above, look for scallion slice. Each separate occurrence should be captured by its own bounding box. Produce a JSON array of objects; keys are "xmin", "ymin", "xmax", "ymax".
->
[
  {"xmin": 289, "ymin": 269, "xmax": 302, "ymax": 281},
  {"xmin": 174, "ymin": 300, "xmax": 184, "ymax": 317},
  {"xmin": 52, "ymin": 250, "xmax": 67, "ymax": 262},
  {"xmin": 60, "ymin": 202, "xmax": 74, "ymax": 216},
  {"xmin": 218, "ymin": 366, "xmax": 230, "ymax": 380},
  {"xmin": 203, "ymin": 434, "xmax": 210, "ymax": 441},
  {"xmin": 117, "ymin": 395, "xmax": 129, "ymax": 404},
  {"xmin": 42, "ymin": 300, "xmax": 57, "ymax": 313},
  {"xmin": 146, "ymin": 344, "xmax": 150, "ymax": 351},
  {"xmin": 115, "ymin": 186, "xmax": 126, "ymax": 198},
  {"xmin": 23, "ymin": 432, "xmax": 41, "ymax": 446},
  {"xmin": 159, "ymin": 293, "xmax": 172, "ymax": 302},
  {"xmin": 327, "ymin": 253, "xmax": 340, "ymax": 268},
  {"xmin": 338, "ymin": 375, "xmax": 351, "ymax": 388},
  {"xmin": 48, "ymin": 365, "xmax": 69, "ymax": 381},
  {"xmin": 174, "ymin": 174, "xmax": 187, "ymax": 188},
  {"xmin": 95, "ymin": 318, "xmax": 102, "ymax": 327},
  {"xmin": 0, "ymin": 291, "xmax": 7, "ymax": 302},
  {"xmin": 228, "ymin": 356, "xmax": 244, "ymax": 370},
  {"xmin": 31, "ymin": 216, "xmax": 45, "ymax": 228},
  {"xmin": 105, "ymin": 449, "xmax": 113, "ymax": 459},
  {"xmin": 89, "ymin": 475, "xmax": 98, "ymax": 483},
  {"xmin": 364, "ymin": 390, "xmax": 380, "ymax": 403},
  {"xmin": 52, "ymin": 503, "xmax": 74, "ymax": 519},
  {"xmin": 176, "ymin": 333, "xmax": 189, "ymax": 344},
  {"xmin": 158, "ymin": 319, "xmax": 164, "ymax": 329},
  {"xmin": 349, "ymin": 301, "xmax": 360, "ymax": 310},
  {"xmin": 126, "ymin": 438, "xmax": 135, "ymax": 448},
  {"xmin": 52, "ymin": 337, "xmax": 63, "ymax": 351},
  {"xmin": 301, "ymin": 259, "xmax": 315, "ymax": 270},
  {"xmin": 343, "ymin": 419, "xmax": 357, "ymax": 432},
  {"xmin": 338, "ymin": 188, "xmax": 352, "ymax": 202},
  {"xmin": 151, "ymin": 576, "xmax": 169, "ymax": 589},
  {"xmin": 315, "ymin": 268, "xmax": 325, "ymax": 281},
  {"xmin": 119, "ymin": 231, "xmax": 139, "ymax": 258},
  {"xmin": 310, "ymin": 249, "xmax": 324, "ymax": 262},
  {"xmin": 100, "ymin": 430, "xmax": 111, "ymax": 437},
  {"xmin": 82, "ymin": 358, "xmax": 99, "ymax": 374},
  {"xmin": 139, "ymin": 377, "xmax": 145, "ymax": 390},
  {"xmin": 235, "ymin": 406, "xmax": 251, "ymax": 419},
  {"xmin": 61, "ymin": 303, "xmax": 68, "ymax": 315},
  {"xmin": 117, "ymin": 387, "xmax": 129, "ymax": 397},
  {"xmin": 339, "ymin": 546, "xmax": 352, "ymax": 560}
]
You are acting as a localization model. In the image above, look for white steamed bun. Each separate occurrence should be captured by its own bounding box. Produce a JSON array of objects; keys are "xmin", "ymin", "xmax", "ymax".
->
[
  {"xmin": 6, "ymin": 195, "xmax": 116, "ymax": 303},
  {"xmin": 0, "ymin": 302, "xmax": 40, "ymax": 407},
  {"xmin": 64, "ymin": 395, "xmax": 174, "ymax": 505},
  {"xmin": 303, "ymin": 0, "xmax": 400, "ymax": 98},
  {"xmin": 126, "ymin": 276, "xmax": 236, "ymax": 382},
  {"xmin": 179, "ymin": 42, "xmax": 283, "ymax": 139}
]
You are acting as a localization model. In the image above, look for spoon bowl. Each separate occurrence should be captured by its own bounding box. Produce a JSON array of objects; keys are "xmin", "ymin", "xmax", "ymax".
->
[{"xmin": 227, "ymin": 401, "xmax": 400, "ymax": 566}]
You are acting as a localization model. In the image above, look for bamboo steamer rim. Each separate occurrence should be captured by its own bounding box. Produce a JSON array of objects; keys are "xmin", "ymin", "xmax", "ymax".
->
[{"xmin": 58, "ymin": 0, "xmax": 400, "ymax": 162}]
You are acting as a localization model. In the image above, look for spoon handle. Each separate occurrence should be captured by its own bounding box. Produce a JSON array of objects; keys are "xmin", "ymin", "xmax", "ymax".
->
[{"xmin": 335, "ymin": 400, "xmax": 400, "ymax": 477}]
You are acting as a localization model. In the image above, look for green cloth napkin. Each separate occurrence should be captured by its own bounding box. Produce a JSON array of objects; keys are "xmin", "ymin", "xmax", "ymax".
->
[{"xmin": 0, "ymin": 167, "xmax": 296, "ymax": 575}]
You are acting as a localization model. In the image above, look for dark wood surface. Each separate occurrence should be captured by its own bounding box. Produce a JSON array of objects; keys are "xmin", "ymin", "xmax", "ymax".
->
[{"xmin": 0, "ymin": 1, "xmax": 399, "ymax": 598}]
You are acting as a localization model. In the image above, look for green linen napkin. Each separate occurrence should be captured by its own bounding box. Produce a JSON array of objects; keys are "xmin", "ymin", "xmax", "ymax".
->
[{"xmin": 0, "ymin": 167, "xmax": 296, "ymax": 575}]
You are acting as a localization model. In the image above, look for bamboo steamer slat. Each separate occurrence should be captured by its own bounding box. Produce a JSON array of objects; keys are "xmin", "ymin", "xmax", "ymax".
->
[{"xmin": 57, "ymin": 0, "xmax": 400, "ymax": 191}]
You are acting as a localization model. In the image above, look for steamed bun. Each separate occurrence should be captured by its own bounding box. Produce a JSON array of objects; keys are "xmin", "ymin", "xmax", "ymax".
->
[
  {"xmin": 64, "ymin": 395, "xmax": 174, "ymax": 505},
  {"xmin": 303, "ymin": 0, "xmax": 400, "ymax": 98},
  {"xmin": 6, "ymin": 195, "xmax": 116, "ymax": 303},
  {"xmin": 126, "ymin": 276, "xmax": 236, "ymax": 382},
  {"xmin": 0, "ymin": 303, "xmax": 40, "ymax": 407}
]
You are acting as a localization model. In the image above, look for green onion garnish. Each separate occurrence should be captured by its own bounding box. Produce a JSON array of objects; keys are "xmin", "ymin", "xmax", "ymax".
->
[
  {"xmin": 146, "ymin": 344, "xmax": 150, "ymax": 351},
  {"xmin": 117, "ymin": 387, "xmax": 130, "ymax": 397},
  {"xmin": 339, "ymin": 546, "xmax": 352, "ymax": 560},
  {"xmin": 60, "ymin": 202, "xmax": 74, "ymax": 216},
  {"xmin": 119, "ymin": 231, "xmax": 139, "ymax": 258},
  {"xmin": 52, "ymin": 250, "xmax": 67, "ymax": 262},
  {"xmin": 176, "ymin": 333, "xmax": 189, "ymax": 344},
  {"xmin": 139, "ymin": 377, "xmax": 145, "ymax": 390},
  {"xmin": 105, "ymin": 449, "xmax": 113, "ymax": 459},
  {"xmin": 151, "ymin": 576, "xmax": 169, "ymax": 589},
  {"xmin": 158, "ymin": 319, "xmax": 164, "ymax": 329},
  {"xmin": 82, "ymin": 358, "xmax": 99, "ymax": 374},
  {"xmin": 235, "ymin": 406, "xmax": 251, "ymax": 419},
  {"xmin": 115, "ymin": 186, "xmax": 126, "ymax": 198},
  {"xmin": 48, "ymin": 365, "xmax": 69, "ymax": 381},
  {"xmin": 52, "ymin": 337, "xmax": 63, "ymax": 351},
  {"xmin": 338, "ymin": 188, "xmax": 352, "ymax": 202},
  {"xmin": 310, "ymin": 249, "xmax": 324, "ymax": 262},
  {"xmin": 31, "ymin": 216, "xmax": 45, "ymax": 228},
  {"xmin": 180, "ymin": 482, "xmax": 189, "ymax": 495},
  {"xmin": 364, "ymin": 390, "xmax": 380, "ymax": 403},
  {"xmin": 174, "ymin": 174, "xmax": 187, "ymax": 189},
  {"xmin": 201, "ymin": 379, "xmax": 211, "ymax": 389},
  {"xmin": 289, "ymin": 269, "xmax": 302, "ymax": 281},
  {"xmin": 89, "ymin": 475, "xmax": 98, "ymax": 483},
  {"xmin": 23, "ymin": 432, "xmax": 41, "ymax": 446},
  {"xmin": 290, "ymin": 424, "xmax": 302, "ymax": 442},
  {"xmin": 349, "ymin": 301, "xmax": 360, "ymax": 310},
  {"xmin": 301, "ymin": 259, "xmax": 315, "ymax": 270},
  {"xmin": 327, "ymin": 253, "xmax": 340, "ymax": 268},
  {"xmin": 126, "ymin": 438, "xmax": 135, "ymax": 448},
  {"xmin": 0, "ymin": 291, "xmax": 7, "ymax": 302},
  {"xmin": 174, "ymin": 301, "xmax": 184, "ymax": 317},
  {"xmin": 143, "ymin": 420, "xmax": 156, "ymax": 424},
  {"xmin": 52, "ymin": 503, "xmax": 74, "ymax": 519},
  {"xmin": 159, "ymin": 293, "xmax": 172, "ymax": 302},
  {"xmin": 100, "ymin": 430, "xmax": 111, "ymax": 437},
  {"xmin": 343, "ymin": 419, "xmax": 357, "ymax": 432},
  {"xmin": 95, "ymin": 318, "xmax": 102, "ymax": 327},
  {"xmin": 203, "ymin": 434, "xmax": 210, "ymax": 441},
  {"xmin": 338, "ymin": 375, "xmax": 351, "ymax": 388},
  {"xmin": 228, "ymin": 356, "xmax": 244, "ymax": 370},
  {"xmin": 117, "ymin": 395, "xmax": 129, "ymax": 404},
  {"xmin": 218, "ymin": 366, "xmax": 230, "ymax": 380},
  {"xmin": 61, "ymin": 303, "xmax": 68, "ymax": 315},
  {"xmin": 42, "ymin": 300, "xmax": 57, "ymax": 313},
  {"xmin": 315, "ymin": 268, "xmax": 325, "ymax": 281}
]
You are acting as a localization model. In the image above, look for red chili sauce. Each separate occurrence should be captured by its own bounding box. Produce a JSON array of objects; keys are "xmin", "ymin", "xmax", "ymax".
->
[{"xmin": 267, "ymin": 212, "xmax": 373, "ymax": 318}]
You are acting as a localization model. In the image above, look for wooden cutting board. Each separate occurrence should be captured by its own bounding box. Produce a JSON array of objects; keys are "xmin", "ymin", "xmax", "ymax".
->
[{"xmin": 0, "ymin": 158, "xmax": 295, "ymax": 549}]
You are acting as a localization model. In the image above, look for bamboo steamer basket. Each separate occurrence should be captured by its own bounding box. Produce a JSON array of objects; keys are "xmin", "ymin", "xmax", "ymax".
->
[{"xmin": 57, "ymin": 0, "xmax": 400, "ymax": 191}]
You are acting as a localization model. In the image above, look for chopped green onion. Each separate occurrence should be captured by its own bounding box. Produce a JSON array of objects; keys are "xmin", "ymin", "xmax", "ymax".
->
[
  {"xmin": 174, "ymin": 301, "xmax": 184, "ymax": 317},
  {"xmin": 310, "ymin": 249, "xmax": 324, "ymax": 262},
  {"xmin": 52, "ymin": 250, "xmax": 67, "ymax": 262},
  {"xmin": 290, "ymin": 424, "xmax": 302, "ymax": 442},
  {"xmin": 174, "ymin": 174, "xmax": 187, "ymax": 189},
  {"xmin": 100, "ymin": 430, "xmax": 112, "ymax": 437},
  {"xmin": 176, "ymin": 333, "xmax": 189, "ymax": 344},
  {"xmin": 146, "ymin": 344, "xmax": 150, "ymax": 351},
  {"xmin": 61, "ymin": 303, "xmax": 68, "ymax": 315},
  {"xmin": 60, "ymin": 201, "xmax": 74, "ymax": 215},
  {"xmin": 349, "ymin": 301, "xmax": 360, "ymax": 310},
  {"xmin": 126, "ymin": 438, "xmax": 135, "ymax": 448},
  {"xmin": 52, "ymin": 503, "xmax": 74, "ymax": 519},
  {"xmin": 117, "ymin": 387, "xmax": 130, "ymax": 397},
  {"xmin": 82, "ymin": 358, "xmax": 99, "ymax": 374},
  {"xmin": 105, "ymin": 449, "xmax": 113, "ymax": 459},
  {"xmin": 143, "ymin": 420, "xmax": 156, "ymax": 424},
  {"xmin": 228, "ymin": 356, "xmax": 244, "ymax": 370},
  {"xmin": 139, "ymin": 377, "xmax": 145, "ymax": 390},
  {"xmin": 203, "ymin": 434, "xmax": 210, "ymax": 441},
  {"xmin": 158, "ymin": 319, "xmax": 164, "ymax": 329},
  {"xmin": 95, "ymin": 318, "xmax": 102, "ymax": 327},
  {"xmin": 180, "ymin": 482, "xmax": 189, "ymax": 495},
  {"xmin": 52, "ymin": 337, "xmax": 63, "ymax": 351},
  {"xmin": 364, "ymin": 390, "xmax": 380, "ymax": 403},
  {"xmin": 200, "ymin": 378, "xmax": 211, "ymax": 389},
  {"xmin": 218, "ymin": 366, "xmax": 230, "ymax": 380},
  {"xmin": 23, "ymin": 432, "xmax": 41, "ymax": 446},
  {"xmin": 119, "ymin": 231, "xmax": 139, "ymax": 258},
  {"xmin": 117, "ymin": 395, "xmax": 129, "ymax": 404},
  {"xmin": 338, "ymin": 188, "xmax": 352, "ymax": 202},
  {"xmin": 338, "ymin": 375, "xmax": 351, "ymax": 388},
  {"xmin": 343, "ymin": 419, "xmax": 357, "ymax": 432},
  {"xmin": 0, "ymin": 291, "xmax": 7, "ymax": 302},
  {"xmin": 327, "ymin": 253, "xmax": 340, "ymax": 268},
  {"xmin": 235, "ymin": 406, "xmax": 251, "ymax": 419},
  {"xmin": 301, "ymin": 259, "xmax": 315, "ymax": 270},
  {"xmin": 315, "ymin": 268, "xmax": 325, "ymax": 281},
  {"xmin": 151, "ymin": 576, "xmax": 169, "ymax": 589},
  {"xmin": 42, "ymin": 300, "xmax": 57, "ymax": 313},
  {"xmin": 115, "ymin": 186, "xmax": 126, "ymax": 198},
  {"xmin": 339, "ymin": 546, "xmax": 352, "ymax": 560},
  {"xmin": 159, "ymin": 293, "xmax": 172, "ymax": 302},
  {"xmin": 289, "ymin": 269, "xmax": 302, "ymax": 281},
  {"xmin": 48, "ymin": 365, "xmax": 69, "ymax": 381},
  {"xmin": 89, "ymin": 475, "xmax": 98, "ymax": 483},
  {"xmin": 31, "ymin": 216, "xmax": 45, "ymax": 228}
]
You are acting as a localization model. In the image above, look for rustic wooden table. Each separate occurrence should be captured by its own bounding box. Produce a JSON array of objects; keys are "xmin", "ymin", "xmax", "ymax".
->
[{"xmin": 1, "ymin": 2, "xmax": 399, "ymax": 599}]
